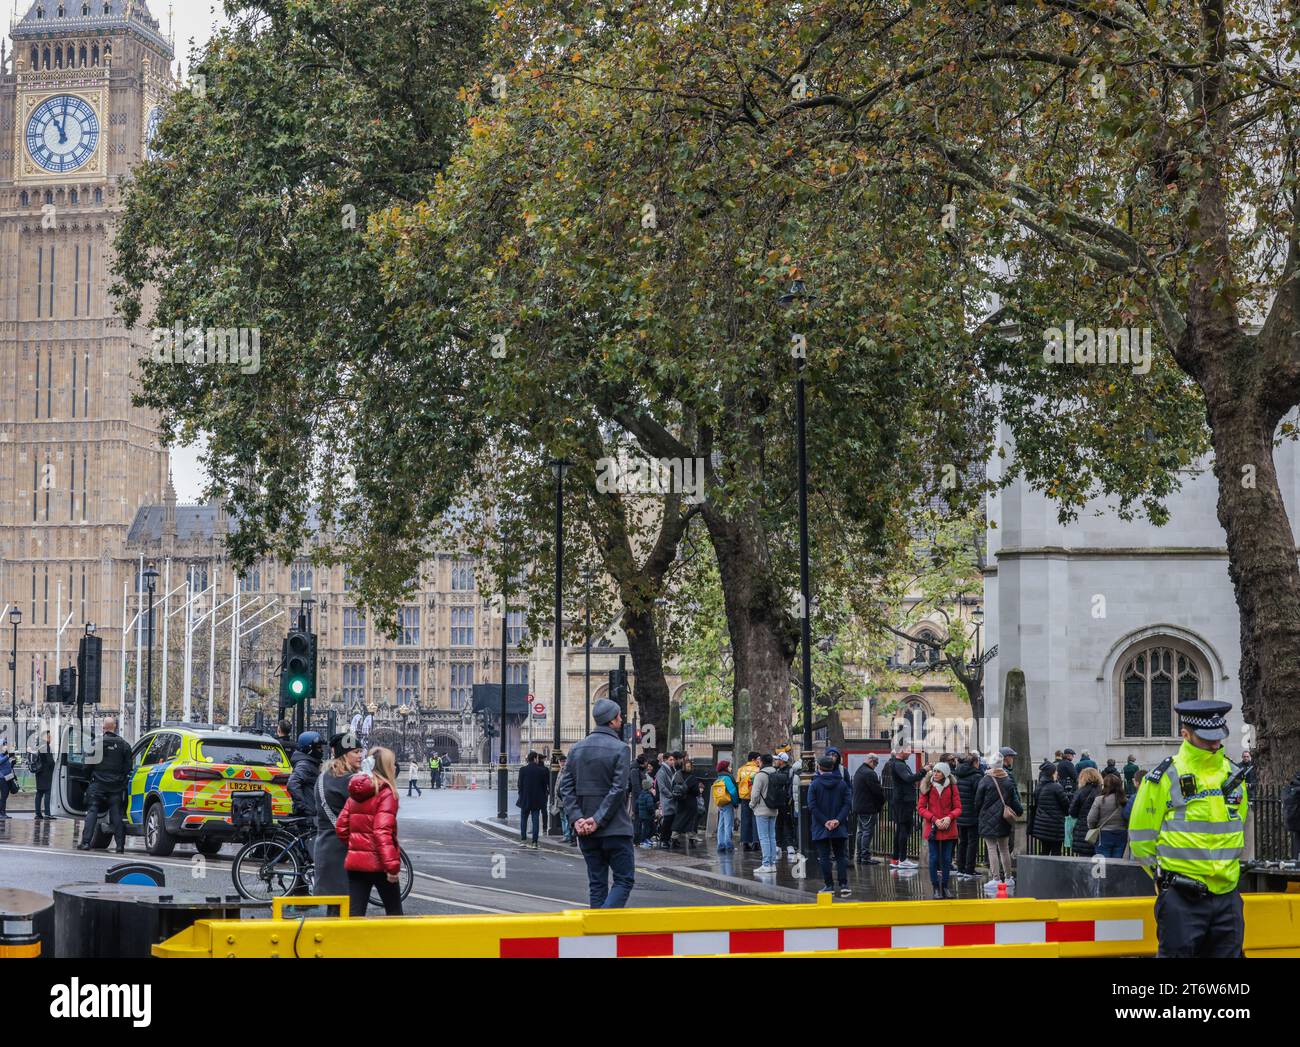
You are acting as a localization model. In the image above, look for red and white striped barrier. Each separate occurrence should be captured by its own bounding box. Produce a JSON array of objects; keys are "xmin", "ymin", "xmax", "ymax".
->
[{"xmin": 499, "ymin": 917, "xmax": 1146, "ymax": 957}]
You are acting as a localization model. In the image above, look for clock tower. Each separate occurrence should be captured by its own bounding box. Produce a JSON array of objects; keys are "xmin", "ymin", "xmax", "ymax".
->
[{"xmin": 0, "ymin": 0, "xmax": 172, "ymax": 718}]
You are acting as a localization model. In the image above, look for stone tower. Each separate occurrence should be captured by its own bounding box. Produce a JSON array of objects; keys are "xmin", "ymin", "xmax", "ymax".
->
[{"xmin": 0, "ymin": 0, "xmax": 172, "ymax": 714}]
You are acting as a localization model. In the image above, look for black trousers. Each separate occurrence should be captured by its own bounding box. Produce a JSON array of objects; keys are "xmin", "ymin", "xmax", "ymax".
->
[
  {"xmin": 776, "ymin": 808, "xmax": 795, "ymax": 850},
  {"xmin": 892, "ymin": 809, "xmax": 913, "ymax": 861},
  {"xmin": 1155, "ymin": 886, "xmax": 1243, "ymax": 958},
  {"xmin": 347, "ymin": 870, "xmax": 404, "ymax": 917},
  {"xmin": 815, "ymin": 838, "xmax": 849, "ymax": 888},
  {"xmin": 1038, "ymin": 840, "xmax": 1063, "ymax": 856},
  {"xmin": 659, "ymin": 813, "xmax": 674, "ymax": 846},
  {"xmin": 957, "ymin": 824, "xmax": 979, "ymax": 873},
  {"xmin": 34, "ymin": 788, "xmax": 53, "ymax": 817},
  {"xmin": 79, "ymin": 784, "xmax": 125, "ymax": 848}
]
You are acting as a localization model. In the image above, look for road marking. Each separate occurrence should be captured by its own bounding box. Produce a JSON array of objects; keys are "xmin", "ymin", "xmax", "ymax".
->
[
  {"xmin": 412, "ymin": 868, "xmax": 585, "ymax": 907},
  {"xmin": 463, "ymin": 819, "xmax": 758, "ymax": 905},
  {"xmin": 408, "ymin": 891, "xmax": 510, "ymax": 914}
]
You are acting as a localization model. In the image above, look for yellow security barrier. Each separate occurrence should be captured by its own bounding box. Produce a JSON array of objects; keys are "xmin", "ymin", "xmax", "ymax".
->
[{"xmin": 153, "ymin": 892, "xmax": 1300, "ymax": 958}]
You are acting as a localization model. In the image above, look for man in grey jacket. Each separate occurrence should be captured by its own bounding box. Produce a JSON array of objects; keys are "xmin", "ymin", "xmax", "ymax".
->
[
  {"xmin": 559, "ymin": 698, "xmax": 635, "ymax": 908},
  {"xmin": 655, "ymin": 751, "xmax": 682, "ymax": 849}
]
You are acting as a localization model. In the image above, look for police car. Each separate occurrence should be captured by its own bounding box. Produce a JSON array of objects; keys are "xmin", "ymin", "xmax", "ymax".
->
[{"xmin": 76, "ymin": 725, "xmax": 293, "ymax": 856}]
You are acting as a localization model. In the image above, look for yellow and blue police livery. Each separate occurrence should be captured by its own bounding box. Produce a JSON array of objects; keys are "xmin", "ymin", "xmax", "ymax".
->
[{"xmin": 96, "ymin": 726, "xmax": 293, "ymax": 856}]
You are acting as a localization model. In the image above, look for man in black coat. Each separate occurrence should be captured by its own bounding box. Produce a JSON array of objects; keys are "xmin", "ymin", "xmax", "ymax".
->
[
  {"xmin": 558, "ymin": 699, "xmax": 635, "ymax": 908},
  {"xmin": 76, "ymin": 716, "xmax": 132, "ymax": 853},
  {"xmin": 851, "ymin": 753, "xmax": 885, "ymax": 864},
  {"xmin": 517, "ymin": 751, "xmax": 551, "ymax": 847},
  {"xmin": 952, "ymin": 753, "xmax": 982, "ymax": 877},
  {"xmin": 883, "ymin": 748, "xmax": 926, "ymax": 868},
  {"xmin": 1057, "ymin": 748, "xmax": 1078, "ymax": 800},
  {"xmin": 32, "ymin": 730, "xmax": 56, "ymax": 819}
]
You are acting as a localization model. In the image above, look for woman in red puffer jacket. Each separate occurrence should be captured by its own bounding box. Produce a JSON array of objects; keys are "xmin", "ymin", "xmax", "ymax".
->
[
  {"xmin": 917, "ymin": 762, "xmax": 962, "ymax": 900},
  {"xmin": 336, "ymin": 746, "xmax": 403, "ymax": 916}
]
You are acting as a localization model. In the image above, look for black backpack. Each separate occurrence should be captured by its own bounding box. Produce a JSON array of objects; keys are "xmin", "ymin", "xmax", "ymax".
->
[
  {"xmin": 1283, "ymin": 780, "xmax": 1300, "ymax": 833},
  {"xmin": 765, "ymin": 769, "xmax": 792, "ymax": 810}
]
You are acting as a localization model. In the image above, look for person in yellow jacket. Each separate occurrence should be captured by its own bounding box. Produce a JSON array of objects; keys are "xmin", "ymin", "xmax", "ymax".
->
[
  {"xmin": 1128, "ymin": 699, "xmax": 1248, "ymax": 958},
  {"xmin": 735, "ymin": 752, "xmax": 761, "ymax": 853}
]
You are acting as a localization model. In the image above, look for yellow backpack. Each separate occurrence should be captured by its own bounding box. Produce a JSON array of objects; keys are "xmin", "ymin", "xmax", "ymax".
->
[
  {"xmin": 737, "ymin": 763, "xmax": 756, "ymax": 800},
  {"xmin": 712, "ymin": 776, "xmax": 732, "ymax": 807}
]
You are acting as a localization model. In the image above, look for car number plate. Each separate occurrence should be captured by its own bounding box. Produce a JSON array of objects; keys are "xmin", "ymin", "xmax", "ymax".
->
[{"xmin": 228, "ymin": 782, "xmax": 266, "ymax": 792}]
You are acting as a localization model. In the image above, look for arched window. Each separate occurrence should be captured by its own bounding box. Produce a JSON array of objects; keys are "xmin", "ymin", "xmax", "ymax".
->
[
  {"xmin": 55, "ymin": 45, "xmax": 63, "ymax": 69},
  {"xmin": 19, "ymin": 191, "xmax": 29, "ymax": 207},
  {"xmin": 1118, "ymin": 642, "xmax": 1204, "ymax": 739},
  {"xmin": 895, "ymin": 700, "xmax": 929, "ymax": 750},
  {"xmin": 80, "ymin": 45, "xmax": 87, "ymax": 67},
  {"xmin": 915, "ymin": 628, "xmax": 942, "ymax": 667},
  {"xmin": 58, "ymin": 4, "xmax": 65, "ymax": 16},
  {"xmin": 44, "ymin": 190, "xmax": 53, "ymax": 205},
  {"xmin": 70, "ymin": 189, "xmax": 79, "ymax": 204},
  {"xmin": 35, "ymin": 5, "xmax": 45, "ymax": 19},
  {"xmin": 30, "ymin": 47, "xmax": 38, "ymax": 71},
  {"xmin": 83, "ymin": 2, "xmax": 90, "ymax": 14},
  {"xmin": 103, "ymin": 42, "xmax": 111, "ymax": 62},
  {"xmin": 43, "ymin": 46, "xmax": 51, "ymax": 69},
  {"xmin": 91, "ymin": 43, "xmax": 99, "ymax": 66},
  {"xmin": 94, "ymin": 188, "xmax": 103, "ymax": 204}
]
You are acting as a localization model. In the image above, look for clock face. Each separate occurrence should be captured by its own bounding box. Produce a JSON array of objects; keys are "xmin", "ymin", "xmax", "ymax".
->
[
  {"xmin": 145, "ymin": 106, "xmax": 162, "ymax": 161},
  {"xmin": 26, "ymin": 94, "xmax": 100, "ymax": 173}
]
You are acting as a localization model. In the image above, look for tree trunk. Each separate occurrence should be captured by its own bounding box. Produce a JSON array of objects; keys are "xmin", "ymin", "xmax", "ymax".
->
[
  {"xmin": 705, "ymin": 509, "xmax": 799, "ymax": 753},
  {"xmin": 622, "ymin": 601, "xmax": 669, "ymax": 746},
  {"xmin": 1204, "ymin": 388, "xmax": 1300, "ymax": 788}
]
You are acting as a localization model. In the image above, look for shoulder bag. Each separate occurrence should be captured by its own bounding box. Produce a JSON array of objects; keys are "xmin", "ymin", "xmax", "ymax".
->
[{"xmin": 992, "ymin": 775, "xmax": 1017, "ymax": 823}]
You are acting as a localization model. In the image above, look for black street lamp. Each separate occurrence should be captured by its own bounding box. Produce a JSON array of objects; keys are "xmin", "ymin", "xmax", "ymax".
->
[
  {"xmin": 143, "ymin": 564, "xmax": 159, "ymax": 733},
  {"xmin": 498, "ymin": 573, "xmax": 510, "ymax": 821},
  {"xmin": 547, "ymin": 457, "xmax": 570, "ymax": 836},
  {"xmin": 582, "ymin": 567, "xmax": 594, "ymax": 737},
  {"xmin": 8, "ymin": 606, "xmax": 21, "ymax": 741},
  {"xmin": 779, "ymin": 278, "xmax": 816, "ymax": 854}
]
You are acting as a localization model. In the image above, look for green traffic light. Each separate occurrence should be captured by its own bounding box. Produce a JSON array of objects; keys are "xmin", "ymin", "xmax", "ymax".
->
[{"xmin": 291, "ymin": 678, "xmax": 305, "ymax": 695}]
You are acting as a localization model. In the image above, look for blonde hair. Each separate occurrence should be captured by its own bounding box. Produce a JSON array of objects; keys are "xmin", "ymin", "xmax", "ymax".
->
[
  {"xmin": 369, "ymin": 746, "xmax": 400, "ymax": 796},
  {"xmin": 328, "ymin": 756, "xmax": 351, "ymax": 777},
  {"xmin": 1078, "ymin": 766, "xmax": 1103, "ymax": 789}
]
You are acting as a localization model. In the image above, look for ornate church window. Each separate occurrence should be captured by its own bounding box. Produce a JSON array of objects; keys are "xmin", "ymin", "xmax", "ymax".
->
[{"xmin": 1118, "ymin": 643, "xmax": 1204, "ymax": 739}]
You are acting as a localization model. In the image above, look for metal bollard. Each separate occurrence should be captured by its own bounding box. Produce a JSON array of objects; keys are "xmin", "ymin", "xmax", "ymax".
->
[{"xmin": 0, "ymin": 887, "xmax": 55, "ymax": 959}]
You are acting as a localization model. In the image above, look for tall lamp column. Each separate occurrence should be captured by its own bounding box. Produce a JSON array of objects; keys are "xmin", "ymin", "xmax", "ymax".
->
[
  {"xmin": 8, "ymin": 607, "xmax": 21, "ymax": 742},
  {"xmin": 143, "ymin": 565, "xmax": 159, "ymax": 733},
  {"xmin": 547, "ymin": 458, "xmax": 570, "ymax": 836}
]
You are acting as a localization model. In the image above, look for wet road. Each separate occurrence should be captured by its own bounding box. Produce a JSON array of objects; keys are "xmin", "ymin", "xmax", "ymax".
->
[{"xmin": 0, "ymin": 789, "xmax": 754, "ymax": 914}]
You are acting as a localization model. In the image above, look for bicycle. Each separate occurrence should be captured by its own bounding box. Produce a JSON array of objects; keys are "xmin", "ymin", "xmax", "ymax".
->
[{"xmin": 232, "ymin": 817, "xmax": 415, "ymax": 907}]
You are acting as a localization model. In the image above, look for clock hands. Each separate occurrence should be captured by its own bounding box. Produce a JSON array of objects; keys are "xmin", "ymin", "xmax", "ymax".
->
[{"xmin": 55, "ymin": 99, "xmax": 70, "ymax": 144}]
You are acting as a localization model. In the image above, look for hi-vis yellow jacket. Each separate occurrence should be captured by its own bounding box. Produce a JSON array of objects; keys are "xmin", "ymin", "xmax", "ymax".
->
[{"xmin": 1128, "ymin": 740, "xmax": 1247, "ymax": 895}]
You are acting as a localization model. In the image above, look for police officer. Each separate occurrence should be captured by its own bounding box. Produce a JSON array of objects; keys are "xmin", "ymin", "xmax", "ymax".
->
[
  {"xmin": 76, "ymin": 716, "xmax": 133, "ymax": 853},
  {"xmin": 1129, "ymin": 699, "xmax": 1248, "ymax": 958}
]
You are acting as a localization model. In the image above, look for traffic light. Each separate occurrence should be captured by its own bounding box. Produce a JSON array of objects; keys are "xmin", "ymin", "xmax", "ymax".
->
[
  {"xmin": 77, "ymin": 634, "xmax": 102, "ymax": 705},
  {"xmin": 59, "ymin": 665, "xmax": 78, "ymax": 705},
  {"xmin": 608, "ymin": 667, "xmax": 629, "ymax": 716},
  {"xmin": 280, "ymin": 629, "xmax": 315, "ymax": 706}
]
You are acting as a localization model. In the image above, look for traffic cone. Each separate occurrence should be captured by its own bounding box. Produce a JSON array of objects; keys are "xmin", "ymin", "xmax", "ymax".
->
[{"xmin": 996, "ymin": 880, "xmax": 1008, "ymax": 899}]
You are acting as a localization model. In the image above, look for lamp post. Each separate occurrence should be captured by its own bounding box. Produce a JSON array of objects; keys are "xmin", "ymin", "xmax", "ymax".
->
[
  {"xmin": 968, "ymin": 605, "xmax": 984, "ymax": 751},
  {"xmin": 779, "ymin": 279, "xmax": 816, "ymax": 853},
  {"xmin": 582, "ymin": 567, "xmax": 594, "ymax": 737},
  {"xmin": 143, "ymin": 564, "xmax": 158, "ymax": 732},
  {"xmin": 8, "ymin": 607, "xmax": 20, "ymax": 741},
  {"xmin": 547, "ymin": 458, "xmax": 570, "ymax": 836},
  {"xmin": 398, "ymin": 703, "xmax": 412, "ymax": 763},
  {"xmin": 498, "ymin": 574, "xmax": 510, "ymax": 821}
]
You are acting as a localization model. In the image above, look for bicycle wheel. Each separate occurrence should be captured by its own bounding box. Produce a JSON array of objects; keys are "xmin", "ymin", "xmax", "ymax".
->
[
  {"xmin": 370, "ymin": 848, "xmax": 414, "ymax": 907},
  {"xmin": 232, "ymin": 838, "xmax": 303, "ymax": 901}
]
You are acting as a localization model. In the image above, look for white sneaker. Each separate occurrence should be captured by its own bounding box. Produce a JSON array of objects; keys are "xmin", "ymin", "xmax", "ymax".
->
[
  {"xmin": 899, "ymin": 858, "xmax": 919, "ymax": 869},
  {"xmin": 753, "ymin": 864, "xmax": 775, "ymax": 875},
  {"xmin": 787, "ymin": 847, "xmax": 799, "ymax": 859}
]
